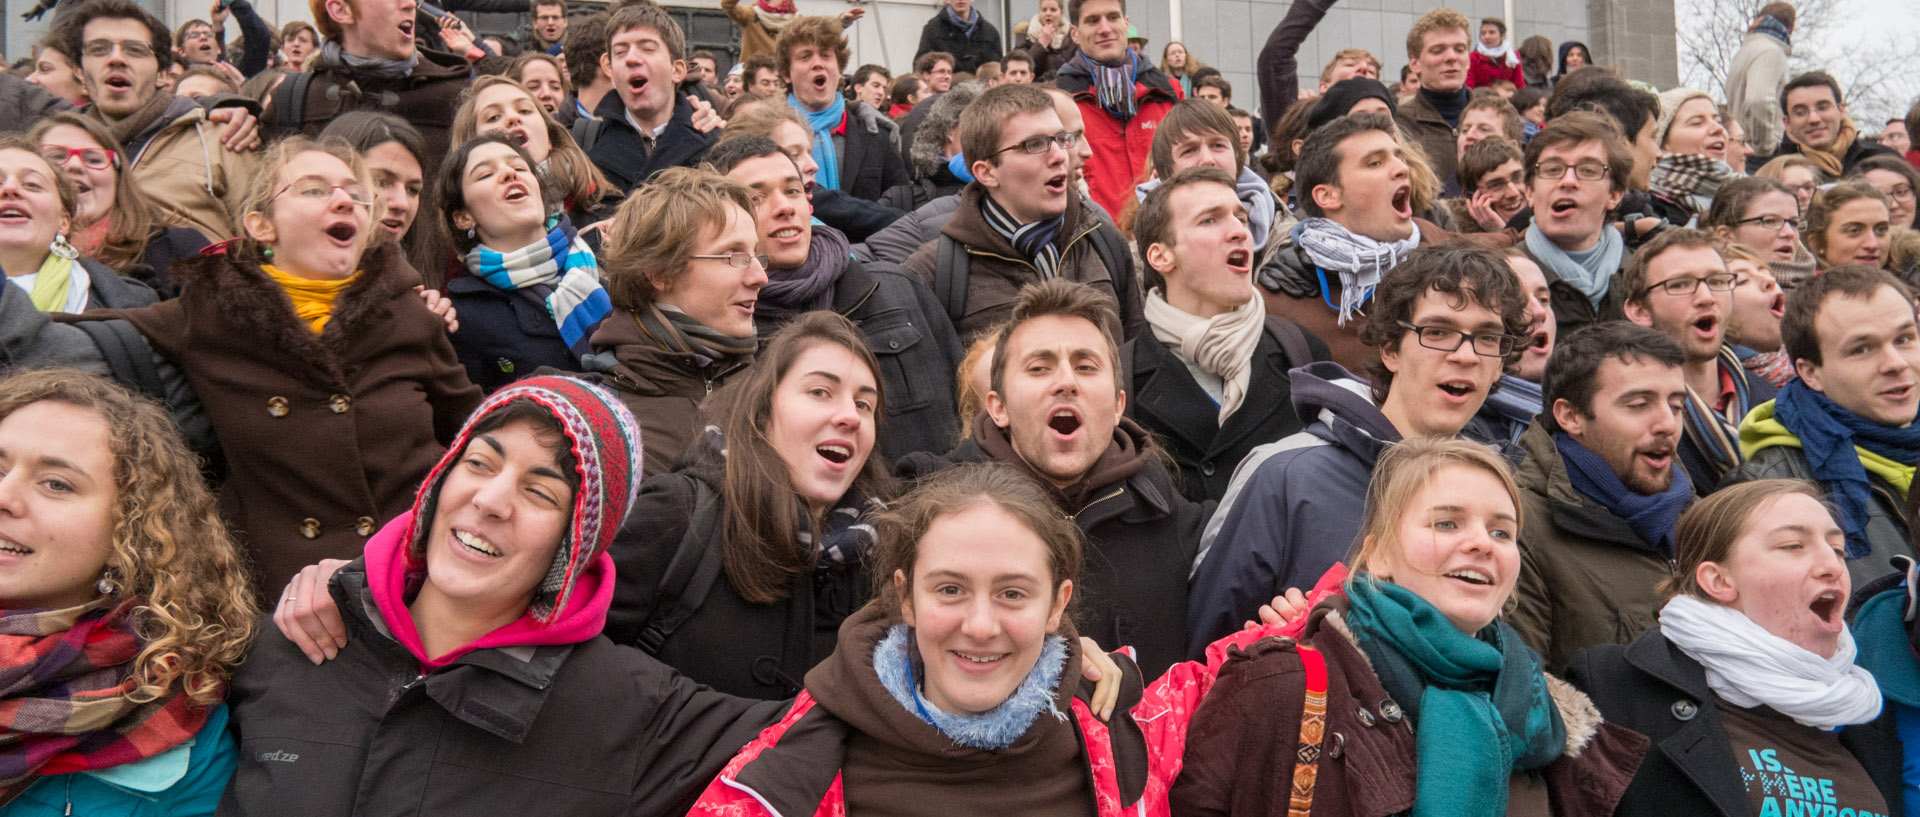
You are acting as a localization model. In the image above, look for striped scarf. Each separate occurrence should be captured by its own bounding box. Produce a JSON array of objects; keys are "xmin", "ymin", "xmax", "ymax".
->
[
  {"xmin": 1071, "ymin": 51, "xmax": 1139, "ymax": 120},
  {"xmin": 0, "ymin": 600, "xmax": 212, "ymax": 804},
  {"xmin": 1681, "ymin": 347, "xmax": 1754, "ymax": 481},
  {"xmin": 981, "ymin": 192, "xmax": 1065, "ymax": 278},
  {"xmin": 465, "ymin": 215, "xmax": 611, "ymax": 360},
  {"xmin": 799, "ymin": 495, "xmax": 882, "ymax": 565}
]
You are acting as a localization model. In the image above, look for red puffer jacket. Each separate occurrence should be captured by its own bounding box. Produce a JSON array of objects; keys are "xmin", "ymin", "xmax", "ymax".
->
[{"xmin": 1055, "ymin": 58, "xmax": 1183, "ymax": 218}]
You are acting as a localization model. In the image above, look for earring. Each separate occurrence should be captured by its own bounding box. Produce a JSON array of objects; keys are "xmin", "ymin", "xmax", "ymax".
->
[
  {"xmin": 95, "ymin": 574, "xmax": 114, "ymax": 596},
  {"xmin": 49, "ymin": 233, "xmax": 78, "ymax": 260},
  {"xmin": 262, "ymin": 246, "xmax": 274, "ymax": 261},
  {"xmin": 466, "ymin": 228, "xmax": 476, "ymax": 239}
]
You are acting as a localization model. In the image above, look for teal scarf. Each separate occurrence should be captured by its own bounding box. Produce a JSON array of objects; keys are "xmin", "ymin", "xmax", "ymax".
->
[
  {"xmin": 790, "ymin": 92, "xmax": 844, "ymax": 192},
  {"xmin": 1342, "ymin": 578, "xmax": 1566, "ymax": 817}
]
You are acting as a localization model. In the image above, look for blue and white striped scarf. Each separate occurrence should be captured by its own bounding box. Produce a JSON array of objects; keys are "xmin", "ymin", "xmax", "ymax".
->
[{"xmin": 465, "ymin": 215, "xmax": 611, "ymax": 360}]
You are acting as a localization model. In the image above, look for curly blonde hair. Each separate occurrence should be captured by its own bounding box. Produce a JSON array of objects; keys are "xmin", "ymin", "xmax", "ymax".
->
[{"xmin": 0, "ymin": 370, "xmax": 257, "ymax": 706}]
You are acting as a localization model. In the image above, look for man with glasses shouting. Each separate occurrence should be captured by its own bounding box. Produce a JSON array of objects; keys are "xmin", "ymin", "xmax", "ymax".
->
[
  {"xmin": 62, "ymin": 0, "xmax": 262, "ymax": 240},
  {"xmin": 1187, "ymin": 241, "xmax": 1527, "ymax": 654},
  {"xmin": 904, "ymin": 83, "xmax": 1139, "ymax": 342},
  {"xmin": 1519, "ymin": 110, "xmax": 1639, "ymax": 337},
  {"xmin": 1622, "ymin": 228, "xmax": 1778, "ymax": 495}
]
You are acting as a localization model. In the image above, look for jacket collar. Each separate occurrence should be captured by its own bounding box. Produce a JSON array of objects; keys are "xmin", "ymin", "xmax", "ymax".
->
[
  {"xmin": 333, "ymin": 561, "xmax": 576, "ymax": 745},
  {"xmin": 1129, "ymin": 322, "xmax": 1290, "ymax": 455},
  {"xmin": 173, "ymin": 241, "xmax": 420, "ymax": 385},
  {"xmin": 1514, "ymin": 423, "xmax": 1659, "ymax": 552},
  {"xmin": 583, "ymin": 307, "xmax": 750, "ymax": 398},
  {"xmin": 941, "ymin": 183, "xmax": 1097, "ymax": 262},
  {"xmin": 829, "ymin": 258, "xmax": 880, "ymax": 314},
  {"xmin": 1623, "ymin": 627, "xmax": 1750, "ymax": 815}
]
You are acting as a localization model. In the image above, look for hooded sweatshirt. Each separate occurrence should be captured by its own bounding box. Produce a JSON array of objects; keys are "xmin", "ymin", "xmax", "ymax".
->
[
  {"xmin": 1187, "ymin": 361, "xmax": 1401, "ymax": 654},
  {"xmin": 805, "ymin": 603, "xmax": 1096, "ymax": 817}
]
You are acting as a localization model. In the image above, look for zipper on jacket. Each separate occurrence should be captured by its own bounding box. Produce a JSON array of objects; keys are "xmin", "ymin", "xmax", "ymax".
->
[{"xmin": 1067, "ymin": 485, "xmax": 1125, "ymax": 523}]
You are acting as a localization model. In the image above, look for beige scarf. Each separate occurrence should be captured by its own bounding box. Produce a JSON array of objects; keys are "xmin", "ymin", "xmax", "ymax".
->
[
  {"xmin": 1145, "ymin": 288, "xmax": 1265, "ymax": 423},
  {"xmin": 1792, "ymin": 116, "xmax": 1861, "ymax": 178}
]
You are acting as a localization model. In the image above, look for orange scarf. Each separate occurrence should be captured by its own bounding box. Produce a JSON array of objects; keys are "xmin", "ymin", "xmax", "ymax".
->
[{"xmin": 262, "ymin": 264, "xmax": 359, "ymax": 333}]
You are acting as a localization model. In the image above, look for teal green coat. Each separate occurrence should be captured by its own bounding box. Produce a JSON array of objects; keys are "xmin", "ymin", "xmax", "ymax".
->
[{"xmin": 2, "ymin": 704, "xmax": 235, "ymax": 817}]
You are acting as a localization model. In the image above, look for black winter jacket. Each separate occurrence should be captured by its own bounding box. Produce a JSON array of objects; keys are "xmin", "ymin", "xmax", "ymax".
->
[
  {"xmin": 445, "ymin": 275, "xmax": 593, "ymax": 393},
  {"xmin": 603, "ymin": 460, "xmax": 872, "ymax": 701},
  {"xmin": 219, "ymin": 561, "xmax": 787, "ymax": 817},
  {"xmin": 832, "ymin": 102, "xmax": 912, "ymax": 204},
  {"xmin": 754, "ymin": 258, "xmax": 963, "ymax": 461},
  {"xmin": 1568, "ymin": 626, "xmax": 1906, "ymax": 817},
  {"xmin": 582, "ymin": 91, "xmax": 716, "ymax": 192},
  {"xmin": 1121, "ymin": 317, "xmax": 1328, "ymax": 502},
  {"xmin": 915, "ymin": 12, "xmax": 1002, "ymax": 73}
]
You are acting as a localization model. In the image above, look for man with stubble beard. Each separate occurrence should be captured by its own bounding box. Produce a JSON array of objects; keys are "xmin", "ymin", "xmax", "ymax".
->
[
  {"xmin": 1508, "ymin": 322, "xmax": 1695, "ymax": 672},
  {"xmin": 895, "ymin": 279, "xmax": 1208, "ymax": 678}
]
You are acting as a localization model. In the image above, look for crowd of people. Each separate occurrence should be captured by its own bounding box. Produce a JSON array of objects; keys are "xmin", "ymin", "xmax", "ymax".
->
[{"xmin": 1, "ymin": 0, "xmax": 1920, "ymax": 813}]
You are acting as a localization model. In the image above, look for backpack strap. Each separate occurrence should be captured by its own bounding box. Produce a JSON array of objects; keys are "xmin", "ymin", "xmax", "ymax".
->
[
  {"xmin": 1085, "ymin": 223, "xmax": 1137, "ymax": 322},
  {"xmin": 1263, "ymin": 315, "xmax": 1317, "ymax": 368},
  {"xmin": 572, "ymin": 117, "xmax": 607, "ymax": 155},
  {"xmin": 273, "ymin": 70, "xmax": 315, "ymax": 133},
  {"xmin": 1288, "ymin": 644, "xmax": 1330, "ymax": 817},
  {"xmin": 934, "ymin": 234, "xmax": 970, "ymax": 325},
  {"xmin": 72, "ymin": 320, "xmax": 163, "ymax": 399},
  {"xmin": 636, "ymin": 479, "xmax": 726, "ymax": 655}
]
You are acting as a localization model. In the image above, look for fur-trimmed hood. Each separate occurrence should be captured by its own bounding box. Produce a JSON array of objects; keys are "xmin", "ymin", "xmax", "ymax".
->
[{"xmin": 169, "ymin": 240, "xmax": 423, "ymax": 385}]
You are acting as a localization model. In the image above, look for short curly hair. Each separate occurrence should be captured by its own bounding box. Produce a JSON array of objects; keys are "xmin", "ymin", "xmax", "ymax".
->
[
  {"xmin": 773, "ymin": 15, "xmax": 850, "ymax": 80},
  {"xmin": 1358, "ymin": 240, "xmax": 1529, "ymax": 404}
]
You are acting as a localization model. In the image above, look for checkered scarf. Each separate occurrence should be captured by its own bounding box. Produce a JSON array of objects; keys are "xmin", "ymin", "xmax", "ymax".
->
[
  {"xmin": 0, "ymin": 600, "xmax": 212, "ymax": 804},
  {"xmin": 1650, "ymin": 153, "xmax": 1737, "ymax": 220}
]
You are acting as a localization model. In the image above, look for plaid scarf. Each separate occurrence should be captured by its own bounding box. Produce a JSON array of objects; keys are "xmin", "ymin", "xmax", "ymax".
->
[
  {"xmin": 799, "ymin": 495, "xmax": 882, "ymax": 565},
  {"xmin": 1071, "ymin": 51, "xmax": 1140, "ymax": 120},
  {"xmin": 465, "ymin": 215, "xmax": 611, "ymax": 360},
  {"xmin": 1681, "ymin": 347, "xmax": 1754, "ymax": 481},
  {"xmin": 1743, "ymin": 347, "xmax": 1796, "ymax": 388},
  {"xmin": 981, "ymin": 192, "xmax": 1065, "ymax": 278},
  {"xmin": 0, "ymin": 600, "xmax": 213, "ymax": 804},
  {"xmin": 1650, "ymin": 153, "xmax": 1737, "ymax": 222}
]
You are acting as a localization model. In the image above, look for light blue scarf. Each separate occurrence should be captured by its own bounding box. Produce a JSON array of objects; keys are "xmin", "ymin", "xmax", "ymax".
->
[
  {"xmin": 791, "ymin": 92, "xmax": 845, "ymax": 192},
  {"xmin": 874, "ymin": 624, "xmax": 1069, "ymax": 749},
  {"xmin": 1524, "ymin": 222, "xmax": 1623, "ymax": 307},
  {"xmin": 464, "ymin": 215, "xmax": 610, "ymax": 359}
]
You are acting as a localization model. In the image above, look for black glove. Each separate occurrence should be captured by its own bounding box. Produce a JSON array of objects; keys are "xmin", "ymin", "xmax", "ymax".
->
[{"xmin": 23, "ymin": 0, "xmax": 56, "ymax": 22}]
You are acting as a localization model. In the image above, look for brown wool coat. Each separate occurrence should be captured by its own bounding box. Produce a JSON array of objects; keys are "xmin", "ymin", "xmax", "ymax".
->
[
  {"xmin": 71, "ymin": 243, "xmax": 480, "ymax": 593},
  {"xmin": 1170, "ymin": 601, "xmax": 1649, "ymax": 817}
]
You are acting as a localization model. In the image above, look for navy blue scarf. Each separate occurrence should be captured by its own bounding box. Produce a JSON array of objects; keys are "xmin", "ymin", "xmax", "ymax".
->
[
  {"xmin": 981, "ymin": 192, "xmax": 1065, "ymax": 277},
  {"xmin": 1754, "ymin": 15, "xmax": 1791, "ymax": 47},
  {"xmin": 1554, "ymin": 430, "xmax": 1692, "ymax": 556},
  {"xmin": 1774, "ymin": 379, "xmax": 1920, "ymax": 557}
]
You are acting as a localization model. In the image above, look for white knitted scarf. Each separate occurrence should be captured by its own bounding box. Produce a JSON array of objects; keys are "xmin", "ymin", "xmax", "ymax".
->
[
  {"xmin": 1659, "ymin": 593, "xmax": 1882, "ymax": 731},
  {"xmin": 1144, "ymin": 288, "xmax": 1265, "ymax": 423}
]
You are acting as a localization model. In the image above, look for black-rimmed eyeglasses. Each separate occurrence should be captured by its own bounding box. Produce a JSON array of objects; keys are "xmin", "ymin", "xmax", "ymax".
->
[{"xmin": 1397, "ymin": 321, "xmax": 1517, "ymax": 357}]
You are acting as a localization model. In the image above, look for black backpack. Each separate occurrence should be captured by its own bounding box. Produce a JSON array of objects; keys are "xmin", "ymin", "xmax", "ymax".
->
[{"xmin": 932, "ymin": 223, "xmax": 1137, "ymax": 325}]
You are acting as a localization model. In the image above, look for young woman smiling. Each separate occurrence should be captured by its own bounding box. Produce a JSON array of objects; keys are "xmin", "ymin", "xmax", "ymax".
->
[
  {"xmin": 1173, "ymin": 437, "xmax": 1646, "ymax": 817},
  {"xmin": 437, "ymin": 134, "xmax": 611, "ymax": 392},
  {"xmin": 603, "ymin": 312, "xmax": 898, "ymax": 700},
  {"xmin": 27, "ymin": 113, "xmax": 208, "ymax": 297},
  {"xmin": 1806, "ymin": 181, "xmax": 1893, "ymax": 270},
  {"xmin": 223, "ymin": 376, "xmax": 795, "ymax": 817},
  {"xmin": 1569, "ymin": 479, "xmax": 1901, "ymax": 817},
  {"xmin": 0, "ymin": 135, "xmax": 156, "ymax": 313},
  {"xmin": 0, "ymin": 370, "xmax": 256, "ymax": 816},
  {"xmin": 687, "ymin": 461, "xmax": 1239, "ymax": 816},
  {"xmin": 68, "ymin": 137, "xmax": 481, "ymax": 598}
]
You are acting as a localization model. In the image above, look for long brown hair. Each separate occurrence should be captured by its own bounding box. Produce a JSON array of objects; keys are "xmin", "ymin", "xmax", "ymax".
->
[
  {"xmin": 452, "ymin": 75, "xmax": 611, "ymax": 216},
  {"xmin": 715, "ymin": 312, "xmax": 898, "ymax": 604},
  {"xmin": 0, "ymin": 370, "xmax": 257, "ymax": 706},
  {"xmin": 27, "ymin": 113, "xmax": 163, "ymax": 276}
]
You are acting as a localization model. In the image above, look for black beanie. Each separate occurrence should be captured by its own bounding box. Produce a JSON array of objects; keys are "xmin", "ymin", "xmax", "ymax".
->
[{"xmin": 1307, "ymin": 78, "xmax": 1399, "ymax": 133}]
